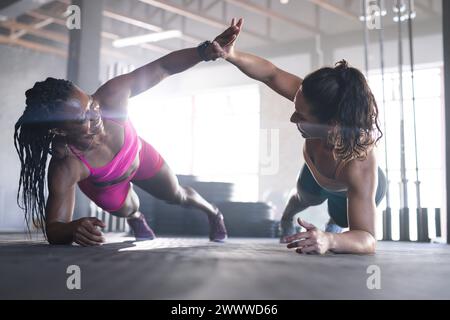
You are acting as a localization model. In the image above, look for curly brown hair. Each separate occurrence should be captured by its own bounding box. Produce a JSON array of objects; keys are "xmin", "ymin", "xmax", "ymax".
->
[{"xmin": 301, "ymin": 60, "xmax": 382, "ymax": 162}]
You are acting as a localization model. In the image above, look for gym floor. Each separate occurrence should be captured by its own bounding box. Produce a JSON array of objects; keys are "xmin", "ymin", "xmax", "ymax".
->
[{"xmin": 1, "ymin": 233, "xmax": 449, "ymax": 300}]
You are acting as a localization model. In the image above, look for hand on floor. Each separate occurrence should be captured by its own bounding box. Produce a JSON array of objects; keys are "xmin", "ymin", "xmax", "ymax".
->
[
  {"xmin": 285, "ymin": 218, "xmax": 331, "ymax": 255},
  {"xmin": 72, "ymin": 217, "xmax": 106, "ymax": 247}
]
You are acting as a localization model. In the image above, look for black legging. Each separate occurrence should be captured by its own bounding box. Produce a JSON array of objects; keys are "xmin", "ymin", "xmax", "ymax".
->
[{"xmin": 296, "ymin": 165, "xmax": 387, "ymax": 228}]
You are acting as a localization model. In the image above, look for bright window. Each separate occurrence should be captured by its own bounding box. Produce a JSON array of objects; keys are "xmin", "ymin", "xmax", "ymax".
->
[
  {"xmin": 369, "ymin": 67, "xmax": 444, "ymax": 240},
  {"xmin": 128, "ymin": 85, "xmax": 260, "ymax": 201}
]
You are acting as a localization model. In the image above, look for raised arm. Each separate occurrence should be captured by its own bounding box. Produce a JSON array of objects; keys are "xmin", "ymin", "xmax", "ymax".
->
[
  {"xmin": 227, "ymin": 51, "xmax": 302, "ymax": 101},
  {"xmin": 214, "ymin": 18, "xmax": 302, "ymax": 101},
  {"xmin": 93, "ymin": 25, "xmax": 240, "ymax": 112},
  {"xmin": 92, "ymin": 48, "xmax": 203, "ymax": 112}
]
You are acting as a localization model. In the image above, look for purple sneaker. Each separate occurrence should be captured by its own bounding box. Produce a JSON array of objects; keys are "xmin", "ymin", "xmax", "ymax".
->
[
  {"xmin": 127, "ymin": 213, "xmax": 156, "ymax": 240},
  {"xmin": 208, "ymin": 212, "xmax": 228, "ymax": 242}
]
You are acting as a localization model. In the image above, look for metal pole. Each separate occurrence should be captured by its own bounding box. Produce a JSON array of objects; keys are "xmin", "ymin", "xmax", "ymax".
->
[
  {"xmin": 407, "ymin": 0, "xmax": 428, "ymax": 242},
  {"xmin": 444, "ymin": 0, "xmax": 450, "ymax": 244},
  {"xmin": 362, "ymin": 0, "xmax": 370, "ymax": 76},
  {"xmin": 67, "ymin": 0, "xmax": 104, "ymax": 222},
  {"xmin": 407, "ymin": 0, "xmax": 421, "ymax": 210},
  {"xmin": 396, "ymin": 0, "xmax": 410, "ymax": 241},
  {"xmin": 377, "ymin": 0, "xmax": 389, "ymax": 208},
  {"xmin": 376, "ymin": 0, "xmax": 392, "ymax": 240},
  {"xmin": 444, "ymin": 0, "xmax": 450, "ymax": 245},
  {"xmin": 397, "ymin": 0, "xmax": 408, "ymax": 209}
]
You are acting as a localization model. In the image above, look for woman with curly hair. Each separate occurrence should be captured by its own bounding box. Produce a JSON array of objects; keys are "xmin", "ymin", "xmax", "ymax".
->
[
  {"xmin": 212, "ymin": 18, "xmax": 387, "ymax": 254},
  {"xmin": 14, "ymin": 26, "xmax": 239, "ymax": 246}
]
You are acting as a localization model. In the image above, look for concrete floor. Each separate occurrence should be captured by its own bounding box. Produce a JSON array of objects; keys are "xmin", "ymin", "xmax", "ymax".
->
[{"xmin": 0, "ymin": 233, "xmax": 449, "ymax": 300}]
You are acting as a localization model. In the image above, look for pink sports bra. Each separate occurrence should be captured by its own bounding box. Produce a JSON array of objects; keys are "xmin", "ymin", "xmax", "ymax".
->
[{"xmin": 68, "ymin": 118, "xmax": 141, "ymax": 184}]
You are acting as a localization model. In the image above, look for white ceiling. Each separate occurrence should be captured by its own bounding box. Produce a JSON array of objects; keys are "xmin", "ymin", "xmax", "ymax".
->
[{"xmin": 0, "ymin": 0, "xmax": 444, "ymax": 62}]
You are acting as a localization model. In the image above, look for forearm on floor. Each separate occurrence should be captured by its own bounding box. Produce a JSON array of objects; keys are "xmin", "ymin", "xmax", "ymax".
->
[{"xmin": 327, "ymin": 230, "xmax": 376, "ymax": 254}]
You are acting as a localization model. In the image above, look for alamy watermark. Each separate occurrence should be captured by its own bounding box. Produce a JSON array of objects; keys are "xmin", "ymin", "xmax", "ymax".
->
[
  {"xmin": 63, "ymin": 5, "xmax": 81, "ymax": 30},
  {"xmin": 363, "ymin": 0, "xmax": 383, "ymax": 30},
  {"xmin": 366, "ymin": 265, "xmax": 381, "ymax": 290},
  {"xmin": 260, "ymin": 129, "xmax": 279, "ymax": 176},
  {"xmin": 66, "ymin": 264, "xmax": 81, "ymax": 290}
]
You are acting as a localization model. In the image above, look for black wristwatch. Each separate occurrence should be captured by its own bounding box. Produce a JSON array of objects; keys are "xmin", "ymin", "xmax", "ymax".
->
[{"xmin": 197, "ymin": 40, "xmax": 212, "ymax": 61}]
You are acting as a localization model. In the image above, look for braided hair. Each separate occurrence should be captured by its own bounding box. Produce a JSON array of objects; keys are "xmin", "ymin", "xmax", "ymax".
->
[{"xmin": 14, "ymin": 77, "xmax": 74, "ymax": 233}]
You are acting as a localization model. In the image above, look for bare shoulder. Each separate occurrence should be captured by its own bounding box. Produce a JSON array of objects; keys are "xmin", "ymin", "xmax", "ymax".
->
[
  {"xmin": 93, "ymin": 75, "xmax": 131, "ymax": 112},
  {"xmin": 341, "ymin": 149, "xmax": 377, "ymax": 189},
  {"xmin": 48, "ymin": 152, "xmax": 85, "ymax": 188}
]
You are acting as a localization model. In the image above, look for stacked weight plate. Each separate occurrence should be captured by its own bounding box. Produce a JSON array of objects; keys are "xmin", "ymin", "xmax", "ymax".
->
[
  {"xmin": 154, "ymin": 178, "xmax": 234, "ymax": 236},
  {"xmin": 190, "ymin": 181, "xmax": 234, "ymax": 204},
  {"xmin": 217, "ymin": 202, "xmax": 277, "ymax": 238},
  {"xmin": 134, "ymin": 185, "xmax": 157, "ymax": 229},
  {"xmin": 153, "ymin": 204, "xmax": 187, "ymax": 235},
  {"xmin": 149, "ymin": 175, "xmax": 198, "ymax": 235},
  {"xmin": 183, "ymin": 181, "xmax": 234, "ymax": 235},
  {"xmin": 139, "ymin": 176, "xmax": 280, "ymax": 238}
]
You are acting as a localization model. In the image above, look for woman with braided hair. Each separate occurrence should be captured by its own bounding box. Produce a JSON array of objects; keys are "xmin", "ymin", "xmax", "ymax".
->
[
  {"xmin": 210, "ymin": 18, "xmax": 387, "ymax": 254},
  {"xmin": 14, "ymin": 25, "xmax": 239, "ymax": 246}
]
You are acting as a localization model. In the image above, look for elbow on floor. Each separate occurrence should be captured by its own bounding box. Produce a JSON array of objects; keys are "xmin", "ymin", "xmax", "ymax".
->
[
  {"xmin": 46, "ymin": 231, "xmax": 73, "ymax": 246},
  {"xmin": 363, "ymin": 236, "xmax": 377, "ymax": 254},
  {"xmin": 47, "ymin": 238, "xmax": 73, "ymax": 246}
]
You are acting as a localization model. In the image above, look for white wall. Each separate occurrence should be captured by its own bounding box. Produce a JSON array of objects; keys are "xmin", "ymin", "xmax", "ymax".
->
[{"xmin": 0, "ymin": 45, "xmax": 66, "ymax": 231}]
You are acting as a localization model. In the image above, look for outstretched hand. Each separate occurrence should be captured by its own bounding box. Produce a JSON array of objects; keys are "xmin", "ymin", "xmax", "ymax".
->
[
  {"xmin": 285, "ymin": 218, "xmax": 332, "ymax": 255},
  {"xmin": 205, "ymin": 18, "xmax": 243, "ymax": 61}
]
